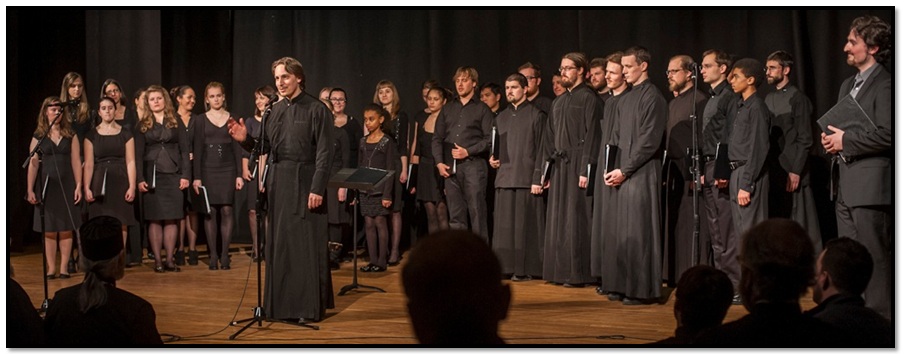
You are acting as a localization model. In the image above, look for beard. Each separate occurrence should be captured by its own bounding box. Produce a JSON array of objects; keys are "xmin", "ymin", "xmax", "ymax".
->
[
  {"xmin": 669, "ymin": 79, "xmax": 686, "ymax": 93},
  {"xmin": 561, "ymin": 76, "xmax": 576, "ymax": 89}
]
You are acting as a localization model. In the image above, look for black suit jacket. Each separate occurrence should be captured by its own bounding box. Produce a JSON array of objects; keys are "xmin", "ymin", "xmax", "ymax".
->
[
  {"xmin": 834, "ymin": 64, "xmax": 892, "ymax": 207},
  {"xmin": 804, "ymin": 294, "xmax": 894, "ymax": 347}
]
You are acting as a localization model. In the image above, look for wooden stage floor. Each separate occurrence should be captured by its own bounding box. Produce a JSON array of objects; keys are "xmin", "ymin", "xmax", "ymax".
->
[{"xmin": 9, "ymin": 244, "xmax": 818, "ymax": 345}]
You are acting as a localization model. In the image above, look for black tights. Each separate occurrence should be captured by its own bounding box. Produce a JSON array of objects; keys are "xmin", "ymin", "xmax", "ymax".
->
[
  {"xmin": 388, "ymin": 211, "xmax": 402, "ymax": 263},
  {"xmin": 204, "ymin": 205, "xmax": 233, "ymax": 266},
  {"xmin": 364, "ymin": 215, "xmax": 389, "ymax": 267},
  {"xmin": 149, "ymin": 220, "xmax": 179, "ymax": 267},
  {"xmin": 423, "ymin": 200, "xmax": 450, "ymax": 234}
]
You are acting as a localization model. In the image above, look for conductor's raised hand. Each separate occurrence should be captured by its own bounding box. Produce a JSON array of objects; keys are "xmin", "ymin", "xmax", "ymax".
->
[{"xmin": 228, "ymin": 117, "xmax": 248, "ymax": 143}]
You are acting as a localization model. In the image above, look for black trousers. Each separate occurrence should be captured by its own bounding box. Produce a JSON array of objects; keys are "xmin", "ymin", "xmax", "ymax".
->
[
  {"xmin": 444, "ymin": 158, "xmax": 489, "ymax": 241},
  {"xmin": 703, "ymin": 160, "xmax": 741, "ymax": 289},
  {"xmin": 836, "ymin": 194, "xmax": 893, "ymax": 322}
]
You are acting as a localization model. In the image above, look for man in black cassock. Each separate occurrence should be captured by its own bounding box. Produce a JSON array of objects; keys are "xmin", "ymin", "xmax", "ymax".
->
[
  {"xmin": 662, "ymin": 54, "xmax": 710, "ymax": 286},
  {"xmin": 489, "ymin": 73, "xmax": 551, "ymax": 281},
  {"xmin": 542, "ymin": 52, "xmax": 603, "ymax": 287},
  {"xmin": 590, "ymin": 51, "xmax": 631, "ymax": 299},
  {"xmin": 764, "ymin": 50, "xmax": 822, "ymax": 255},
  {"xmin": 229, "ymin": 57, "xmax": 334, "ymax": 323},
  {"xmin": 603, "ymin": 46, "xmax": 667, "ymax": 305}
]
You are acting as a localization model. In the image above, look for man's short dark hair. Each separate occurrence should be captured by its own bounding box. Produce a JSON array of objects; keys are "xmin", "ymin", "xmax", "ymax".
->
[
  {"xmin": 481, "ymin": 82, "xmax": 501, "ymax": 96},
  {"xmin": 739, "ymin": 219, "xmax": 816, "ymax": 309},
  {"xmin": 851, "ymin": 15, "xmax": 893, "ymax": 62},
  {"xmin": 671, "ymin": 54, "xmax": 695, "ymax": 73},
  {"xmin": 732, "ymin": 58, "xmax": 765, "ymax": 86},
  {"xmin": 766, "ymin": 50, "xmax": 795, "ymax": 69},
  {"xmin": 624, "ymin": 46, "xmax": 652, "ymax": 65},
  {"xmin": 518, "ymin": 62, "xmax": 541, "ymax": 77},
  {"xmin": 505, "ymin": 73, "xmax": 528, "ymax": 89},
  {"xmin": 674, "ymin": 265, "xmax": 734, "ymax": 331},
  {"xmin": 822, "ymin": 238, "xmax": 874, "ymax": 296},
  {"xmin": 590, "ymin": 57, "xmax": 608, "ymax": 70},
  {"xmin": 703, "ymin": 49, "xmax": 733, "ymax": 71}
]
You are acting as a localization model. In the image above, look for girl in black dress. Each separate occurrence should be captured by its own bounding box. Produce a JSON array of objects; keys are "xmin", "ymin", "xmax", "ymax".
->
[
  {"xmin": 135, "ymin": 85, "xmax": 190, "ymax": 273},
  {"xmin": 411, "ymin": 86, "xmax": 452, "ymax": 233},
  {"xmin": 171, "ymin": 85, "xmax": 199, "ymax": 266},
  {"xmin": 83, "ymin": 97, "xmax": 137, "ymax": 249},
  {"xmin": 192, "ymin": 82, "xmax": 243, "ymax": 270},
  {"xmin": 27, "ymin": 97, "xmax": 83, "ymax": 279},
  {"xmin": 373, "ymin": 81, "xmax": 408, "ymax": 266},
  {"xmin": 358, "ymin": 104, "xmax": 398, "ymax": 272},
  {"xmin": 60, "ymin": 72, "xmax": 92, "ymax": 145},
  {"xmin": 242, "ymin": 85, "xmax": 274, "ymax": 258}
]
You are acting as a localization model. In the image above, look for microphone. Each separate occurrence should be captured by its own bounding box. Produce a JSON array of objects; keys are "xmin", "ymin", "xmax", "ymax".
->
[{"xmin": 688, "ymin": 62, "xmax": 701, "ymax": 79}]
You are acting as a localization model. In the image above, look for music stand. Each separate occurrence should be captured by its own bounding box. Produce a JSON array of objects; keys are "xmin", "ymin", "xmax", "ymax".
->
[{"xmin": 328, "ymin": 167, "xmax": 394, "ymax": 296}]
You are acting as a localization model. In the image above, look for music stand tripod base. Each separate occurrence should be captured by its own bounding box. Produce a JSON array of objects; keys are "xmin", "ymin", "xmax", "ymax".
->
[{"xmin": 327, "ymin": 168, "xmax": 393, "ymax": 296}]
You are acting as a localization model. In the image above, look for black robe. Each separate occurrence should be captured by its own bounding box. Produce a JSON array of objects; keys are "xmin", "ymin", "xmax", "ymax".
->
[
  {"xmin": 591, "ymin": 87, "xmax": 630, "ymax": 279},
  {"xmin": 251, "ymin": 91, "xmax": 334, "ymax": 321},
  {"xmin": 492, "ymin": 101, "xmax": 550, "ymax": 277},
  {"xmin": 542, "ymin": 82, "xmax": 603, "ymax": 285},
  {"xmin": 611, "ymin": 79, "xmax": 667, "ymax": 299}
]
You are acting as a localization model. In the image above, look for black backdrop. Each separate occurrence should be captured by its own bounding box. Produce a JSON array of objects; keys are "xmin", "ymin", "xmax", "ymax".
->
[{"xmin": 7, "ymin": 8, "xmax": 894, "ymax": 251}]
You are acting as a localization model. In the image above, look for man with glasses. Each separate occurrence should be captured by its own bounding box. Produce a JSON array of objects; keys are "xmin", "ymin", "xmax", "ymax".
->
[
  {"xmin": 699, "ymin": 49, "xmax": 741, "ymax": 304},
  {"xmin": 763, "ymin": 50, "xmax": 822, "ymax": 255},
  {"xmin": 543, "ymin": 52, "xmax": 603, "ymax": 288},
  {"xmin": 518, "ymin": 62, "xmax": 553, "ymax": 114},
  {"xmin": 603, "ymin": 46, "xmax": 667, "ymax": 305},
  {"xmin": 663, "ymin": 54, "xmax": 710, "ymax": 286}
]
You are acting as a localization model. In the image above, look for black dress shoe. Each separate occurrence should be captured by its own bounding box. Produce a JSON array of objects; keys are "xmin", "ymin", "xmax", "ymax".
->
[
  {"xmin": 220, "ymin": 265, "xmax": 231, "ymax": 270},
  {"xmin": 154, "ymin": 266, "xmax": 166, "ymax": 273},
  {"xmin": 46, "ymin": 274, "xmax": 57, "ymax": 280},
  {"xmin": 209, "ymin": 264, "xmax": 218, "ymax": 271},
  {"xmin": 606, "ymin": 292, "xmax": 625, "ymax": 301},
  {"xmin": 188, "ymin": 250, "xmax": 199, "ymax": 265},
  {"xmin": 164, "ymin": 265, "xmax": 181, "ymax": 272},
  {"xmin": 387, "ymin": 259, "xmax": 400, "ymax": 266},
  {"xmin": 175, "ymin": 250, "xmax": 186, "ymax": 266},
  {"xmin": 563, "ymin": 283, "xmax": 586, "ymax": 288},
  {"xmin": 67, "ymin": 259, "xmax": 77, "ymax": 274},
  {"xmin": 360, "ymin": 264, "xmax": 373, "ymax": 272},
  {"xmin": 731, "ymin": 293, "xmax": 742, "ymax": 305},
  {"xmin": 59, "ymin": 273, "xmax": 71, "ymax": 279},
  {"xmin": 370, "ymin": 265, "xmax": 387, "ymax": 272},
  {"xmin": 622, "ymin": 297, "xmax": 655, "ymax": 305},
  {"xmin": 595, "ymin": 286, "xmax": 606, "ymax": 295}
]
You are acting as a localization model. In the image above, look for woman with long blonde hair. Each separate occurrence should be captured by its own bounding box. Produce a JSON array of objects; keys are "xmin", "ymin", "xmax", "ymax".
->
[
  {"xmin": 134, "ymin": 85, "xmax": 190, "ymax": 273},
  {"xmin": 26, "ymin": 96, "xmax": 83, "ymax": 278},
  {"xmin": 373, "ymin": 80, "xmax": 409, "ymax": 266}
]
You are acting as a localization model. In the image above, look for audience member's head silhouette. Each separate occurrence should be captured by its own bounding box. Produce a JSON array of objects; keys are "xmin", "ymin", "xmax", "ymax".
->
[
  {"xmin": 674, "ymin": 265, "xmax": 734, "ymax": 333},
  {"xmin": 813, "ymin": 237, "xmax": 874, "ymax": 304},
  {"xmin": 78, "ymin": 215, "xmax": 125, "ymax": 313},
  {"xmin": 738, "ymin": 219, "xmax": 815, "ymax": 311},
  {"xmin": 401, "ymin": 230, "xmax": 511, "ymax": 345}
]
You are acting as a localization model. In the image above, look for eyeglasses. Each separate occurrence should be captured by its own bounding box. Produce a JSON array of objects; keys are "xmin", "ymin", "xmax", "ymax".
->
[
  {"xmin": 559, "ymin": 66, "xmax": 577, "ymax": 72},
  {"xmin": 105, "ymin": 89, "xmax": 121, "ymax": 95},
  {"xmin": 525, "ymin": 75, "xmax": 539, "ymax": 80},
  {"xmin": 330, "ymin": 98, "xmax": 346, "ymax": 102},
  {"xmin": 665, "ymin": 69, "xmax": 683, "ymax": 76}
]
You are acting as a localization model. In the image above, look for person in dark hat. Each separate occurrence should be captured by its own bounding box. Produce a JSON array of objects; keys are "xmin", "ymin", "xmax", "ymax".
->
[{"xmin": 44, "ymin": 216, "xmax": 163, "ymax": 346}]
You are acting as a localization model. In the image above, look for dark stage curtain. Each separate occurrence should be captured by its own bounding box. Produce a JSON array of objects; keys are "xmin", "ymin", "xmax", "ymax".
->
[{"xmin": 7, "ymin": 8, "xmax": 894, "ymax": 250}]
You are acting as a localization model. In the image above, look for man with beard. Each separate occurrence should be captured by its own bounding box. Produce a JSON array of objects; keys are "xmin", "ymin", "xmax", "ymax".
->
[
  {"xmin": 543, "ymin": 52, "xmax": 603, "ymax": 288},
  {"xmin": 489, "ymin": 73, "xmax": 551, "ymax": 281},
  {"xmin": 821, "ymin": 15, "xmax": 893, "ymax": 321},
  {"xmin": 590, "ymin": 51, "xmax": 632, "ymax": 299},
  {"xmin": 228, "ymin": 57, "xmax": 334, "ymax": 323},
  {"xmin": 432, "ymin": 66, "xmax": 494, "ymax": 240},
  {"xmin": 603, "ymin": 46, "xmax": 667, "ymax": 305},
  {"xmin": 589, "ymin": 57, "xmax": 611, "ymax": 100},
  {"xmin": 662, "ymin": 54, "xmax": 710, "ymax": 286},
  {"xmin": 518, "ymin": 62, "xmax": 553, "ymax": 114},
  {"xmin": 764, "ymin": 50, "xmax": 822, "ymax": 254},
  {"xmin": 699, "ymin": 49, "xmax": 741, "ymax": 304}
]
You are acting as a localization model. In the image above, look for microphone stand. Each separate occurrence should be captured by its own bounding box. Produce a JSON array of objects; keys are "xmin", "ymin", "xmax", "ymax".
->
[
  {"xmin": 689, "ymin": 64, "xmax": 702, "ymax": 266},
  {"xmin": 22, "ymin": 112, "xmax": 63, "ymax": 314},
  {"xmin": 230, "ymin": 100, "xmax": 319, "ymax": 340}
]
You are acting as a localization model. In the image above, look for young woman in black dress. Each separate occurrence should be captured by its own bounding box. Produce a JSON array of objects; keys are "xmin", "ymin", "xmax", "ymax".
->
[
  {"xmin": 411, "ymin": 86, "xmax": 452, "ymax": 233},
  {"xmin": 26, "ymin": 97, "xmax": 83, "ymax": 279},
  {"xmin": 84, "ymin": 97, "xmax": 137, "ymax": 249},
  {"xmin": 358, "ymin": 104, "xmax": 398, "ymax": 272},
  {"xmin": 171, "ymin": 85, "xmax": 199, "ymax": 266},
  {"xmin": 192, "ymin": 82, "xmax": 243, "ymax": 270},
  {"xmin": 135, "ymin": 85, "xmax": 190, "ymax": 273},
  {"xmin": 242, "ymin": 85, "xmax": 275, "ymax": 258},
  {"xmin": 373, "ymin": 80, "xmax": 408, "ymax": 266}
]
